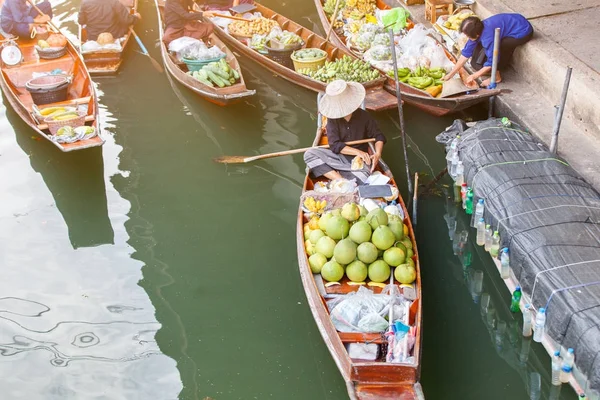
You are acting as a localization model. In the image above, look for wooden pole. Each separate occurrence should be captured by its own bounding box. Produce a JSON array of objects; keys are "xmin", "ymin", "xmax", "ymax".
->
[{"xmin": 326, "ymin": 0, "xmax": 342, "ymax": 43}]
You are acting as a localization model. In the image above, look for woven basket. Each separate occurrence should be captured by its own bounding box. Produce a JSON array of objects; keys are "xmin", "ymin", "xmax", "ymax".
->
[
  {"xmin": 265, "ymin": 41, "xmax": 303, "ymax": 69},
  {"xmin": 36, "ymin": 45, "xmax": 67, "ymax": 60},
  {"xmin": 44, "ymin": 111, "xmax": 86, "ymax": 135},
  {"xmin": 291, "ymin": 49, "xmax": 327, "ymax": 72}
]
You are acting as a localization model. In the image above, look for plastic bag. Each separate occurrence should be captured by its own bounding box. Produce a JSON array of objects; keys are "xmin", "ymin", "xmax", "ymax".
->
[
  {"xmin": 81, "ymin": 41, "xmax": 101, "ymax": 53},
  {"xmin": 397, "ymin": 23, "xmax": 431, "ymax": 57},
  {"xmin": 168, "ymin": 36, "xmax": 201, "ymax": 53},
  {"xmin": 181, "ymin": 42, "xmax": 225, "ymax": 61},
  {"xmin": 300, "ymin": 190, "xmax": 359, "ymax": 213},
  {"xmin": 351, "ymin": 31, "xmax": 375, "ymax": 51},
  {"xmin": 357, "ymin": 313, "xmax": 389, "ymax": 333},
  {"xmin": 330, "ymin": 178, "xmax": 357, "ymax": 193},
  {"xmin": 359, "ymin": 23, "xmax": 382, "ymax": 35},
  {"xmin": 426, "ymin": 44, "xmax": 454, "ymax": 72},
  {"xmin": 379, "ymin": 7, "xmax": 410, "ymax": 33},
  {"xmin": 364, "ymin": 45, "xmax": 391, "ymax": 62},
  {"xmin": 329, "ymin": 287, "xmax": 391, "ymax": 332},
  {"xmin": 371, "ymin": 33, "xmax": 391, "ymax": 47},
  {"xmin": 250, "ymin": 34, "xmax": 267, "ymax": 51}
]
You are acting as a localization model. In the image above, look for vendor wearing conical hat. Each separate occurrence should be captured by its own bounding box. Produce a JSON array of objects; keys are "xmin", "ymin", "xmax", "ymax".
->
[{"xmin": 304, "ymin": 80, "xmax": 386, "ymax": 184}]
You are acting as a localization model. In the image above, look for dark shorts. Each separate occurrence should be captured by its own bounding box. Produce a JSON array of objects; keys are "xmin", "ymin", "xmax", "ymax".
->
[{"xmin": 470, "ymin": 28, "xmax": 534, "ymax": 71}]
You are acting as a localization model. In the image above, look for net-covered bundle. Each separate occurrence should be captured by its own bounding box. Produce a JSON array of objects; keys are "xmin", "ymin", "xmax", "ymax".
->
[{"xmin": 440, "ymin": 118, "xmax": 600, "ymax": 393}]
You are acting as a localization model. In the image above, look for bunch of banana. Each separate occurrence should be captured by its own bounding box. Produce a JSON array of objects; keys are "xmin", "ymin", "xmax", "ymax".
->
[
  {"xmin": 304, "ymin": 197, "xmax": 327, "ymax": 214},
  {"xmin": 298, "ymin": 55, "xmax": 380, "ymax": 83},
  {"xmin": 324, "ymin": 0, "xmax": 346, "ymax": 15}
]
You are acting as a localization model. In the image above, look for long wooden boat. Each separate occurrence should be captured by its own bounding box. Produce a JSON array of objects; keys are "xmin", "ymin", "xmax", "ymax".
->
[
  {"xmin": 313, "ymin": 0, "xmax": 501, "ymax": 116},
  {"xmin": 155, "ymin": 0, "xmax": 255, "ymax": 106},
  {"xmin": 207, "ymin": 3, "xmax": 398, "ymax": 112},
  {"xmin": 79, "ymin": 0, "xmax": 138, "ymax": 75},
  {"xmin": 0, "ymin": 17, "xmax": 103, "ymax": 151},
  {"xmin": 297, "ymin": 118, "xmax": 424, "ymax": 399}
]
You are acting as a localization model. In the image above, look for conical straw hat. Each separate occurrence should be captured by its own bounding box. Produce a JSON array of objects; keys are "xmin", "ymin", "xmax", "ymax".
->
[
  {"xmin": 440, "ymin": 78, "xmax": 471, "ymax": 98},
  {"xmin": 318, "ymin": 80, "xmax": 366, "ymax": 119}
]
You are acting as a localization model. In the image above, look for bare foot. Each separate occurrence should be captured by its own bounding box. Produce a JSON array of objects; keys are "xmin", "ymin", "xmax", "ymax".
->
[{"xmin": 482, "ymin": 72, "xmax": 502, "ymax": 87}]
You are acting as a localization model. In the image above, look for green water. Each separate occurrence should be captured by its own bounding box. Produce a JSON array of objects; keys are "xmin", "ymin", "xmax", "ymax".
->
[{"xmin": 0, "ymin": 0, "xmax": 578, "ymax": 399}]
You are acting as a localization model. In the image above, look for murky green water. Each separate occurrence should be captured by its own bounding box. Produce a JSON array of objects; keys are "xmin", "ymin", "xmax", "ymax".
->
[{"xmin": 0, "ymin": 1, "xmax": 578, "ymax": 399}]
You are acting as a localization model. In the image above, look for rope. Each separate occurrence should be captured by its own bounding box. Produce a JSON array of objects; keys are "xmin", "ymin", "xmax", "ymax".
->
[{"xmin": 545, "ymin": 281, "xmax": 600, "ymax": 311}]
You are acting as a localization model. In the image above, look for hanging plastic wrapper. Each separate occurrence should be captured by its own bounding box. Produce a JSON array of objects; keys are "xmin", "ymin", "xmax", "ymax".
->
[{"xmin": 378, "ymin": 7, "xmax": 410, "ymax": 33}]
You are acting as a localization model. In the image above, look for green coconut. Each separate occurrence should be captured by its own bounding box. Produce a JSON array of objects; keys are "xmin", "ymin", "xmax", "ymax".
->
[
  {"xmin": 383, "ymin": 247, "xmax": 406, "ymax": 267},
  {"xmin": 315, "ymin": 236, "xmax": 336, "ymax": 258},
  {"xmin": 309, "ymin": 229, "xmax": 326, "ymax": 245},
  {"xmin": 372, "ymin": 226, "xmax": 396, "ymax": 250},
  {"xmin": 333, "ymin": 239, "xmax": 357, "ymax": 265},
  {"xmin": 326, "ymin": 215, "xmax": 350, "ymax": 240},
  {"xmin": 309, "ymin": 253, "xmax": 327, "ymax": 274},
  {"xmin": 368, "ymin": 260, "xmax": 391, "ymax": 283},
  {"xmin": 341, "ymin": 202, "xmax": 361, "ymax": 222},
  {"xmin": 346, "ymin": 260, "xmax": 368, "ymax": 282},
  {"xmin": 394, "ymin": 263, "xmax": 416, "ymax": 284},
  {"xmin": 366, "ymin": 208, "xmax": 388, "ymax": 230},
  {"xmin": 357, "ymin": 242, "xmax": 378, "ymax": 264},
  {"xmin": 349, "ymin": 220, "xmax": 372, "ymax": 244},
  {"xmin": 321, "ymin": 260, "xmax": 344, "ymax": 282}
]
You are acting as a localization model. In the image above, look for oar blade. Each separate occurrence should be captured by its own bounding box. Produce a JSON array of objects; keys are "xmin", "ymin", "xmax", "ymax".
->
[
  {"xmin": 150, "ymin": 55, "xmax": 164, "ymax": 74},
  {"xmin": 213, "ymin": 155, "xmax": 248, "ymax": 164}
]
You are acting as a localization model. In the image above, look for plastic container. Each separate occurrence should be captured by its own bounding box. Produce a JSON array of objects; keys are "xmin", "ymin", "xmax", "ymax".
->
[
  {"xmin": 490, "ymin": 231, "xmax": 500, "ymax": 257},
  {"xmin": 461, "ymin": 183, "xmax": 468, "ymax": 209},
  {"xmin": 560, "ymin": 348, "xmax": 575, "ymax": 383},
  {"xmin": 182, "ymin": 54, "xmax": 226, "ymax": 72},
  {"xmin": 551, "ymin": 351, "xmax": 562, "ymax": 385},
  {"xmin": 465, "ymin": 188, "xmax": 474, "ymax": 215},
  {"xmin": 476, "ymin": 218, "xmax": 485, "ymax": 246},
  {"xmin": 533, "ymin": 308, "xmax": 546, "ymax": 343},
  {"xmin": 510, "ymin": 286, "xmax": 522, "ymax": 313},
  {"xmin": 500, "ymin": 248, "xmax": 510, "ymax": 279},
  {"xmin": 484, "ymin": 224, "xmax": 492, "ymax": 251},
  {"xmin": 522, "ymin": 304, "xmax": 532, "ymax": 337},
  {"xmin": 473, "ymin": 199, "xmax": 484, "ymax": 226}
]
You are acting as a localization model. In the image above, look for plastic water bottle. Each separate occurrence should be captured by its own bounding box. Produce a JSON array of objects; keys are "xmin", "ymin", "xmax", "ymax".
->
[
  {"xmin": 522, "ymin": 304, "xmax": 532, "ymax": 337},
  {"xmin": 490, "ymin": 231, "xmax": 500, "ymax": 257},
  {"xmin": 560, "ymin": 348, "xmax": 575, "ymax": 383},
  {"xmin": 484, "ymin": 224, "xmax": 493, "ymax": 251},
  {"xmin": 476, "ymin": 218, "xmax": 486, "ymax": 246},
  {"xmin": 446, "ymin": 135, "xmax": 460, "ymax": 161},
  {"xmin": 450, "ymin": 151, "xmax": 460, "ymax": 179},
  {"xmin": 500, "ymin": 248, "xmax": 510, "ymax": 279},
  {"xmin": 474, "ymin": 198, "xmax": 485, "ymax": 221},
  {"xmin": 533, "ymin": 308, "xmax": 546, "ymax": 343},
  {"xmin": 461, "ymin": 183, "xmax": 468, "ymax": 209},
  {"xmin": 551, "ymin": 350, "xmax": 562, "ymax": 385},
  {"xmin": 510, "ymin": 286, "xmax": 522, "ymax": 312},
  {"xmin": 465, "ymin": 189, "xmax": 474, "ymax": 215}
]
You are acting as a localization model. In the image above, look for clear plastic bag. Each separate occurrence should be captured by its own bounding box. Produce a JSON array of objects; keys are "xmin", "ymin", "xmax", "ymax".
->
[
  {"xmin": 168, "ymin": 36, "xmax": 201, "ymax": 53},
  {"xmin": 364, "ymin": 45, "xmax": 392, "ymax": 63},
  {"xmin": 249, "ymin": 34, "xmax": 267, "ymax": 51},
  {"xmin": 371, "ymin": 33, "xmax": 391, "ymax": 48},
  {"xmin": 351, "ymin": 31, "xmax": 375, "ymax": 51},
  {"xmin": 181, "ymin": 43, "xmax": 225, "ymax": 61},
  {"xmin": 359, "ymin": 23, "xmax": 383, "ymax": 35}
]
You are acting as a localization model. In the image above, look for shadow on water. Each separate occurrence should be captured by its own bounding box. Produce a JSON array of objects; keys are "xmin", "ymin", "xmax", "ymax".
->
[{"xmin": 5, "ymin": 100, "xmax": 115, "ymax": 249}]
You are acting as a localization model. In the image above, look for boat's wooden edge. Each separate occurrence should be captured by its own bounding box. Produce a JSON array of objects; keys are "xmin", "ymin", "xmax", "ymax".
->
[
  {"xmin": 0, "ymin": 22, "xmax": 103, "ymax": 151},
  {"xmin": 207, "ymin": 3, "xmax": 396, "ymax": 111},
  {"xmin": 296, "ymin": 125, "xmax": 423, "ymax": 399},
  {"xmin": 154, "ymin": 0, "xmax": 255, "ymax": 104}
]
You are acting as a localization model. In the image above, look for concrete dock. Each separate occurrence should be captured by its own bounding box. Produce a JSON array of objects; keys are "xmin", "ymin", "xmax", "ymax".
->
[{"xmin": 393, "ymin": 0, "xmax": 600, "ymax": 190}]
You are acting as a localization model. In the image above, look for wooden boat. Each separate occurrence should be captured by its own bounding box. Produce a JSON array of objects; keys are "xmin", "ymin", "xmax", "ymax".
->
[
  {"xmin": 313, "ymin": 0, "xmax": 501, "ymax": 116},
  {"xmin": 0, "ymin": 20, "xmax": 103, "ymax": 151},
  {"xmin": 155, "ymin": 0, "xmax": 255, "ymax": 106},
  {"xmin": 297, "ymin": 117, "xmax": 423, "ymax": 399},
  {"xmin": 207, "ymin": 3, "xmax": 398, "ymax": 112},
  {"xmin": 79, "ymin": 0, "xmax": 138, "ymax": 75}
]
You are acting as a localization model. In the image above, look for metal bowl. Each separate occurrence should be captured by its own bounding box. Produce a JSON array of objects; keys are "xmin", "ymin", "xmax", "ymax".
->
[{"xmin": 455, "ymin": 0, "xmax": 475, "ymax": 5}]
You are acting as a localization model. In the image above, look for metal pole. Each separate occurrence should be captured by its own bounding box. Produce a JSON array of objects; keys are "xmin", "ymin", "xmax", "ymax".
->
[
  {"xmin": 488, "ymin": 27, "xmax": 501, "ymax": 118},
  {"xmin": 388, "ymin": 28, "xmax": 413, "ymax": 199},
  {"xmin": 549, "ymin": 67, "xmax": 573, "ymax": 154}
]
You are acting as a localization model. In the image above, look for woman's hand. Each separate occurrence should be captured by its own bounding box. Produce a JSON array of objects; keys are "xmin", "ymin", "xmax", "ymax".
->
[
  {"xmin": 358, "ymin": 151, "xmax": 371, "ymax": 167},
  {"xmin": 465, "ymin": 74, "xmax": 476, "ymax": 84},
  {"xmin": 442, "ymin": 73, "xmax": 454, "ymax": 81},
  {"xmin": 370, "ymin": 153, "xmax": 381, "ymax": 173}
]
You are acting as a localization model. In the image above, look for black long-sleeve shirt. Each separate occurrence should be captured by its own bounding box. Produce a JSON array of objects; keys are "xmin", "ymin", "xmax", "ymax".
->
[
  {"xmin": 78, "ymin": 0, "xmax": 137, "ymax": 41},
  {"xmin": 326, "ymin": 109, "xmax": 386, "ymax": 154},
  {"xmin": 164, "ymin": 0, "xmax": 203, "ymax": 30}
]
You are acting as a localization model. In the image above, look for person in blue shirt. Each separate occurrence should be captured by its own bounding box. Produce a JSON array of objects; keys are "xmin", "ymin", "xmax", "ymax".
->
[
  {"xmin": 1, "ymin": 0, "xmax": 53, "ymax": 38},
  {"xmin": 444, "ymin": 14, "xmax": 533, "ymax": 87}
]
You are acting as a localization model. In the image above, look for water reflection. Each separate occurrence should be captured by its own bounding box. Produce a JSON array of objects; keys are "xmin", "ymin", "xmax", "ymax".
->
[{"xmin": 6, "ymin": 101, "xmax": 115, "ymax": 249}]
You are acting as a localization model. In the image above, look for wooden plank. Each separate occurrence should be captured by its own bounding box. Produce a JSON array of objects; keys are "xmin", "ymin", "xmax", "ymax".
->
[
  {"xmin": 351, "ymin": 363, "xmax": 417, "ymax": 384},
  {"xmin": 339, "ymin": 332, "xmax": 386, "ymax": 344}
]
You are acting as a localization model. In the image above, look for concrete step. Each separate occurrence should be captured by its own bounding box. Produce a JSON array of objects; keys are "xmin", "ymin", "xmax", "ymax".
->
[{"xmin": 471, "ymin": 0, "xmax": 600, "ymax": 139}]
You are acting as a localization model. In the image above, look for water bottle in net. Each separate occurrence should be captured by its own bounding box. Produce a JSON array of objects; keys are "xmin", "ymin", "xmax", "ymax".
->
[
  {"xmin": 533, "ymin": 308, "xmax": 546, "ymax": 343},
  {"xmin": 522, "ymin": 304, "xmax": 532, "ymax": 337},
  {"xmin": 560, "ymin": 348, "xmax": 574, "ymax": 383},
  {"xmin": 551, "ymin": 350, "xmax": 562, "ymax": 385},
  {"xmin": 476, "ymin": 218, "xmax": 485, "ymax": 246},
  {"xmin": 484, "ymin": 224, "xmax": 492, "ymax": 251},
  {"xmin": 500, "ymin": 248, "xmax": 510, "ymax": 279},
  {"xmin": 490, "ymin": 231, "xmax": 500, "ymax": 257}
]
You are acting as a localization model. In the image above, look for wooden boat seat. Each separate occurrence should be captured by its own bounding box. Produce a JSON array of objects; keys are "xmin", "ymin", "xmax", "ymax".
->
[{"xmin": 338, "ymin": 332, "xmax": 386, "ymax": 344}]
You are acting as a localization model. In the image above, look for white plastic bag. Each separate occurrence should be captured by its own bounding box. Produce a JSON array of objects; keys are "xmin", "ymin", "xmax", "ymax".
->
[{"xmin": 168, "ymin": 36, "xmax": 201, "ymax": 53}]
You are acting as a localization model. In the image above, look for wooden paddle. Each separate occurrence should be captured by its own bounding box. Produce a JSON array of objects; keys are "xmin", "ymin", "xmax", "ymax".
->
[
  {"xmin": 129, "ymin": 27, "xmax": 164, "ymax": 74},
  {"xmin": 25, "ymin": 0, "xmax": 59, "ymax": 33},
  {"xmin": 325, "ymin": 0, "xmax": 342, "ymax": 43},
  {"xmin": 214, "ymin": 138, "xmax": 376, "ymax": 164},
  {"xmin": 212, "ymin": 13, "xmax": 252, "ymax": 22}
]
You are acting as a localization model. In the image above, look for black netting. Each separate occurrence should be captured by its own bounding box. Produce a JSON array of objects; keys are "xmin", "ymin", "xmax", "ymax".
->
[{"xmin": 438, "ymin": 118, "xmax": 600, "ymax": 393}]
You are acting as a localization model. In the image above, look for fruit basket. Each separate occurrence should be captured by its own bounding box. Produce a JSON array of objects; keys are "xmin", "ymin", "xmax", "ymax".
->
[
  {"xmin": 291, "ymin": 48, "xmax": 327, "ymax": 72},
  {"xmin": 44, "ymin": 110, "xmax": 86, "ymax": 135},
  {"xmin": 25, "ymin": 75, "xmax": 71, "ymax": 105},
  {"xmin": 36, "ymin": 45, "xmax": 67, "ymax": 60}
]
